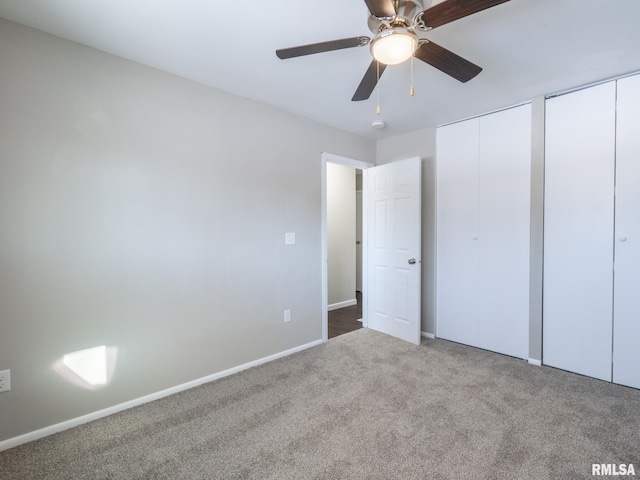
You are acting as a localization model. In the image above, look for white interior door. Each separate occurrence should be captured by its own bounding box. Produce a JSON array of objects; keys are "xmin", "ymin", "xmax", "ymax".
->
[
  {"xmin": 436, "ymin": 106, "xmax": 530, "ymax": 358},
  {"xmin": 356, "ymin": 191, "xmax": 363, "ymax": 292},
  {"xmin": 613, "ymin": 74, "xmax": 640, "ymax": 389},
  {"xmin": 543, "ymin": 82, "xmax": 616, "ymax": 381},
  {"xmin": 477, "ymin": 105, "xmax": 531, "ymax": 359},
  {"xmin": 436, "ymin": 118, "xmax": 480, "ymax": 345},
  {"xmin": 366, "ymin": 157, "xmax": 421, "ymax": 345}
]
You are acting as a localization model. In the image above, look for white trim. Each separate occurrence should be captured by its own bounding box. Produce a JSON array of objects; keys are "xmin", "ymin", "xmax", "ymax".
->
[
  {"xmin": 328, "ymin": 299, "xmax": 357, "ymax": 311},
  {"xmin": 0, "ymin": 339, "xmax": 322, "ymax": 452},
  {"xmin": 321, "ymin": 155, "xmax": 328, "ymax": 343},
  {"xmin": 546, "ymin": 69, "xmax": 640, "ymax": 99},
  {"xmin": 321, "ymin": 152, "xmax": 374, "ymax": 343},
  {"xmin": 438, "ymin": 101, "xmax": 532, "ymax": 129},
  {"xmin": 421, "ymin": 331, "xmax": 435, "ymax": 339},
  {"xmin": 361, "ymin": 169, "xmax": 369, "ymax": 329},
  {"xmin": 528, "ymin": 358, "xmax": 542, "ymax": 367},
  {"xmin": 322, "ymin": 152, "xmax": 374, "ymax": 171}
]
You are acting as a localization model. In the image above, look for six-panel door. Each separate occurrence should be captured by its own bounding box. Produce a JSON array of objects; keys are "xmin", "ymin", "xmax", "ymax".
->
[{"xmin": 367, "ymin": 157, "xmax": 422, "ymax": 346}]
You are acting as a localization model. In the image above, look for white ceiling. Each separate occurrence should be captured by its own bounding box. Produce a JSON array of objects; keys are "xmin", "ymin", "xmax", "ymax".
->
[{"xmin": 1, "ymin": 0, "xmax": 639, "ymax": 139}]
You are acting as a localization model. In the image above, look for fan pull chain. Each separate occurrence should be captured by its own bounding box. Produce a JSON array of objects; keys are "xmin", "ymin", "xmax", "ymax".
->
[
  {"xmin": 376, "ymin": 60, "xmax": 381, "ymax": 115},
  {"xmin": 410, "ymin": 56, "xmax": 415, "ymax": 97}
]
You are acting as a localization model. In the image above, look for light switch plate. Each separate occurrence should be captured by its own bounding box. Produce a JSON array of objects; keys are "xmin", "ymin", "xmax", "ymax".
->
[
  {"xmin": 0, "ymin": 369, "xmax": 10, "ymax": 393},
  {"xmin": 285, "ymin": 232, "xmax": 295, "ymax": 245}
]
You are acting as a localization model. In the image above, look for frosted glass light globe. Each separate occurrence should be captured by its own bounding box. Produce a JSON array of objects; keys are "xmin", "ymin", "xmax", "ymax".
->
[{"xmin": 371, "ymin": 29, "xmax": 417, "ymax": 65}]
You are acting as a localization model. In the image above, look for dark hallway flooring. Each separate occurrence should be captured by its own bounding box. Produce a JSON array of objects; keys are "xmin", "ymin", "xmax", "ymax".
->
[{"xmin": 328, "ymin": 291, "xmax": 362, "ymax": 339}]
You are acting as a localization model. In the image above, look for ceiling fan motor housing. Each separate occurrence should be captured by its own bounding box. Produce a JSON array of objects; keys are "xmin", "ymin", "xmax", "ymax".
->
[{"xmin": 367, "ymin": 0, "xmax": 425, "ymax": 34}]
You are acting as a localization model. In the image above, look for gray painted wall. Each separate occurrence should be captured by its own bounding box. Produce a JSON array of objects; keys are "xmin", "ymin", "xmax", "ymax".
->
[
  {"xmin": 376, "ymin": 128, "xmax": 437, "ymax": 336},
  {"xmin": 326, "ymin": 163, "xmax": 356, "ymax": 306},
  {"xmin": 0, "ymin": 19, "xmax": 374, "ymax": 442}
]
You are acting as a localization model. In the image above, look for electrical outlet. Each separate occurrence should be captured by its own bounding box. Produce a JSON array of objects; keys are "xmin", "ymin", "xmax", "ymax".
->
[
  {"xmin": 0, "ymin": 369, "xmax": 10, "ymax": 393},
  {"xmin": 284, "ymin": 309, "xmax": 291, "ymax": 323}
]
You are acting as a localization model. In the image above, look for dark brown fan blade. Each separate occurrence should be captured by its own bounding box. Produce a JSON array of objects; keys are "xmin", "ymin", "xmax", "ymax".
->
[
  {"xmin": 276, "ymin": 37, "xmax": 370, "ymax": 59},
  {"xmin": 420, "ymin": 0, "xmax": 509, "ymax": 29},
  {"xmin": 414, "ymin": 41, "xmax": 482, "ymax": 83},
  {"xmin": 364, "ymin": 0, "xmax": 396, "ymax": 18},
  {"xmin": 352, "ymin": 60, "xmax": 387, "ymax": 101}
]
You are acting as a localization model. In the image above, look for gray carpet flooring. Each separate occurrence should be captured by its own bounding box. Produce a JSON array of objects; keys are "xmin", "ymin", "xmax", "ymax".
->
[{"xmin": 2, "ymin": 328, "xmax": 639, "ymax": 479}]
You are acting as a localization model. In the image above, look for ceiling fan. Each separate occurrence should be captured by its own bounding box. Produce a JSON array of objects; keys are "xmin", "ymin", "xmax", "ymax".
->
[{"xmin": 276, "ymin": 0, "xmax": 510, "ymax": 101}]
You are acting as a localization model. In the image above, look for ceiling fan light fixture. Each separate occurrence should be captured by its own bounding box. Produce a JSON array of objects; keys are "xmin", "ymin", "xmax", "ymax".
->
[{"xmin": 370, "ymin": 29, "xmax": 418, "ymax": 65}]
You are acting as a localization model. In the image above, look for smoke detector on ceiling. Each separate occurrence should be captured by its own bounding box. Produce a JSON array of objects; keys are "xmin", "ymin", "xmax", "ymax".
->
[{"xmin": 371, "ymin": 120, "xmax": 386, "ymax": 129}]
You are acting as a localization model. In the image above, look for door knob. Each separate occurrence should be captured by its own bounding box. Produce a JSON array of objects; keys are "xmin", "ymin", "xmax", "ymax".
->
[
  {"xmin": 408, "ymin": 258, "xmax": 416, "ymax": 265},
  {"xmin": 356, "ymin": 241, "xmax": 361, "ymax": 244},
  {"xmin": 619, "ymin": 236, "xmax": 627, "ymax": 242}
]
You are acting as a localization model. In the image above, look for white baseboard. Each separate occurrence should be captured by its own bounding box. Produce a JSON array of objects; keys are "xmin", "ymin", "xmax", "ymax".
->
[
  {"xmin": 528, "ymin": 358, "xmax": 542, "ymax": 366},
  {"xmin": 0, "ymin": 338, "xmax": 323, "ymax": 452},
  {"xmin": 421, "ymin": 331, "xmax": 435, "ymax": 339},
  {"xmin": 328, "ymin": 299, "xmax": 357, "ymax": 311}
]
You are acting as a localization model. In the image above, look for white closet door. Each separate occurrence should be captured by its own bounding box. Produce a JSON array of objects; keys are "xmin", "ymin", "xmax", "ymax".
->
[
  {"xmin": 477, "ymin": 105, "xmax": 531, "ymax": 359},
  {"xmin": 613, "ymin": 74, "xmax": 640, "ymax": 389},
  {"xmin": 436, "ymin": 118, "xmax": 479, "ymax": 345},
  {"xmin": 543, "ymin": 82, "xmax": 616, "ymax": 381}
]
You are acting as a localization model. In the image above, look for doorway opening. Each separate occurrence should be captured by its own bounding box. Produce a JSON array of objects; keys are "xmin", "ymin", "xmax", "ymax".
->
[
  {"xmin": 327, "ymin": 165, "xmax": 363, "ymax": 339},
  {"xmin": 321, "ymin": 153, "xmax": 373, "ymax": 343}
]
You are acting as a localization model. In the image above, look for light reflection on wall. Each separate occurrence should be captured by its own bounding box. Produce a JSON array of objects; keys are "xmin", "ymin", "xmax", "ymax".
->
[{"xmin": 53, "ymin": 345, "xmax": 118, "ymax": 390}]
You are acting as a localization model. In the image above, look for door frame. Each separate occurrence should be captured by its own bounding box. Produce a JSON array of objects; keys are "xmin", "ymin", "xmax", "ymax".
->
[{"xmin": 321, "ymin": 152, "xmax": 374, "ymax": 343}]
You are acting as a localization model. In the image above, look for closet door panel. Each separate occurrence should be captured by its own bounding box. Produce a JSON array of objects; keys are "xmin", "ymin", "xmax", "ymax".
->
[
  {"xmin": 477, "ymin": 105, "xmax": 531, "ymax": 359},
  {"xmin": 543, "ymin": 82, "xmax": 616, "ymax": 381},
  {"xmin": 436, "ymin": 118, "xmax": 479, "ymax": 345},
  {"xmin": 613, "ymin": 74, "xmax": 640, "ymax": 389}
]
